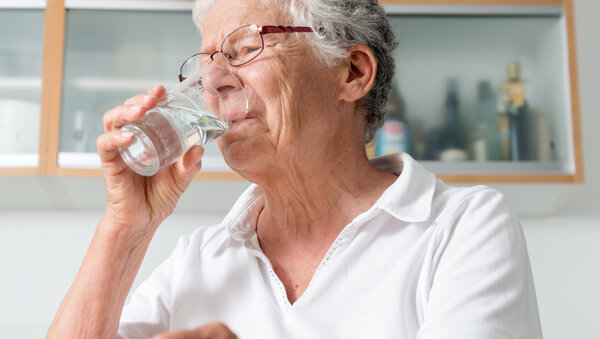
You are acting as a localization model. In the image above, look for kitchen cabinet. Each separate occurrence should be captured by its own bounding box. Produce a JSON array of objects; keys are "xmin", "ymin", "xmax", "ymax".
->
[
  {"xmin": 379, "ymin": 0, "xmax": 583, "ymax": 182},
  {"xmin": 0, "ymin": 1, "xmax": 45, "ymax": 173},
  {"xmin": 0, "ymin": 0, "xmax": 583, "ymax": 183}
]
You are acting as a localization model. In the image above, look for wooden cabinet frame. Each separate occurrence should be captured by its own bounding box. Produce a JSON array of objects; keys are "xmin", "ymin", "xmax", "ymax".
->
[{"xmin": 1, "ymin": 0, "xmax": 583, "ymax": 183}]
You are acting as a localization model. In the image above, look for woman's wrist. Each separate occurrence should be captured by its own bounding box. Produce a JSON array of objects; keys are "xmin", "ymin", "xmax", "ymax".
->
[{"xmin": 99, "ymin": 209, "xmax": 161, "ymax": 238}]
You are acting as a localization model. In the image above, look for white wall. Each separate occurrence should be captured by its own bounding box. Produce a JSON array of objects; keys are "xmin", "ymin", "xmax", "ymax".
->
[
  {"xmin": 0, "ymin": 211, "xmax": 224, "ymax": 337},
  {"xmin": 519, "ymin": 0, "xmax": 600, "ymax": 336},
  {"xmin": 0, "ymin": 0, "xmax": 598, "ymax": 337}
]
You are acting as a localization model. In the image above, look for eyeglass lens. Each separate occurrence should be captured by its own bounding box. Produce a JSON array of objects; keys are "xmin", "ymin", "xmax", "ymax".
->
[{"xmin": 180, "ymin": 25, "xmax": 263, "ymax": 80}]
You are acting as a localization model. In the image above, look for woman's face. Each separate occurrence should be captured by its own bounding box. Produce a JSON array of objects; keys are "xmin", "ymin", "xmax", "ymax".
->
[{"xmin": 202, "ymin": 0, "xmax": 350, "ymax": 177}]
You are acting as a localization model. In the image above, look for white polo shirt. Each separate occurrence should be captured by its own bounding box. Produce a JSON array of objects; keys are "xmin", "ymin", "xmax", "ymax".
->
[{"xmin": 118, "ymin": 153, "xmax": 542, "ymax": 339}]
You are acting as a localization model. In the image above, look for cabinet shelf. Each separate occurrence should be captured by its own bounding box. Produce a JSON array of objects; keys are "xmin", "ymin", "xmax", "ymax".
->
[
  {"xmin": 0, "ymin": 77, "xmax": 42, "ymax": 89},
  {"xmin": 0, "ymin": 154, "xmax": 39, "ymax": 168},
  {"xmin": 420, "ymin": 160, "xmax": 568, "ymax": 175},
  {"xmin": 0, "ymin": 1, "xmax": 46, "ymax": 9},
  {"xmin": 382, "ymin": 4, "xmax": 563, "ymax": 16},
  {"xmin": 57, "ymin": 152, "xmax": 232, "ymax": 172},
  {"xmin": 64, "ymin": 0, "xmax": 192, "ymax": 11},
  {"xmin": 65, "ymin": 77, "xmax": 178, "ymax": 91}
]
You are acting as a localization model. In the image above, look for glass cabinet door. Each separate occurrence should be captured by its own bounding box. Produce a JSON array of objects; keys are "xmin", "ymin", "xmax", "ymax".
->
[
  {"xmin": 0, "ymin": 6, "xmax": 45, "ymax": 167},
  {"xmin": 378, "ymin": 5, "xmax": 576, "ymax": 176},
  {"xmin": 58, "ymin": 5, "xmax": 229, "ymax": 171}
]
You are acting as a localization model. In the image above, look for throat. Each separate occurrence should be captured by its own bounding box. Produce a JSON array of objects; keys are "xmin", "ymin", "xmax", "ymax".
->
[
  {"xmin": 257, "ymin": 212, "xmax": 343, "ymax": 305},
  {"xmin": 270, "ymin": 255, "xmax": 322, "ymax": 305}
]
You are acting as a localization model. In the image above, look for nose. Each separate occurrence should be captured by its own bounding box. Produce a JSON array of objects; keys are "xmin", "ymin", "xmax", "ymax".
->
[
  {"xmin": 202, "ymin": 65, "xmax": 241, "ymax": 98},
  {"xmin": 201, "ymin": 65, "xmax": 247, "ymax": 122}
]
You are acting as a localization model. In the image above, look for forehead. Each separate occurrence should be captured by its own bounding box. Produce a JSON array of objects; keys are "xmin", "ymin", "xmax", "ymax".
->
[{"xmin": 202, "ymin": 0, "xmax": 284, "ymax": 48}]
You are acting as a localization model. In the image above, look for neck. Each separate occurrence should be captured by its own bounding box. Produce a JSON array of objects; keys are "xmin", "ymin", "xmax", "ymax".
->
[{"xmin": 255, "ymin": 146, "xmax": 396, "ymax": 247}]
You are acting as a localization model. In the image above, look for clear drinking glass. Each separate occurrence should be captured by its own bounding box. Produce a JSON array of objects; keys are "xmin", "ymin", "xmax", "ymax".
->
[{"xmin": 118, "ymin": 65, "xmax": 248, "ymax": 176}]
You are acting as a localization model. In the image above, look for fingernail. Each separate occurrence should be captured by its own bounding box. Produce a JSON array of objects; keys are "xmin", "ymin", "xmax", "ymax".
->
[
  {"xmin": 120, "ymin": 131, "xmax": 134, "ymax": 139},
  {"xmin": 130, "ymin": 105, "xmax": 141, "ymax": 111},
  {"xmin": 143, "ymin": 94, "xmax": 155, "ymax": 102}
]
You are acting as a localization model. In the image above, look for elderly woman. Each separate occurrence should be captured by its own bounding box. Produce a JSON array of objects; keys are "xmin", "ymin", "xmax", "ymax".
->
[{"xmin": 47, "ymin": 0, "xmax": 542, "ymax": 338}]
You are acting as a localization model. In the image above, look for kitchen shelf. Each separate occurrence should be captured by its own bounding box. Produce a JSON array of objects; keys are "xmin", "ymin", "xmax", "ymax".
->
[
  {"xmin": 0, "ymin": 154, "xmax": 39, "ymax": 168},
  {"xmin": 0, "ymin": 1, "xmax": 46, "ymax": 9},
  {"xmin": 65, "ymin": 78, "xmax": 178, "ymax": 91},
  {"xmin": 0, "ymin": 77, "xmax": 42, "ymax": 89},
  {"xmin": 64, "ymin": 0, "xmax": 192, "ymax": 11},
  {"xmin": 381, "ymin": 4, "xmax": 563, "ymax": 16},
  {"xmin": 420, "ymin": 161, "xmax": 568, "ymax": 175},
  {"xmin": 57, "ymin": 152, "xmax": 232, "ymax": 172}
]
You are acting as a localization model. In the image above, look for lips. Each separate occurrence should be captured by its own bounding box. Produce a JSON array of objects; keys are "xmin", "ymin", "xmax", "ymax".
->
[{"xmin": 228, "ymin": 113, "xmax": 256, "ymax": 125}]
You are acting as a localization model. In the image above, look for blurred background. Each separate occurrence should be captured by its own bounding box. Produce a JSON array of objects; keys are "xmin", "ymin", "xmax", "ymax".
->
[{"xmin": 0, "ymin": 0, "xmax": 599, "ymax": 337}]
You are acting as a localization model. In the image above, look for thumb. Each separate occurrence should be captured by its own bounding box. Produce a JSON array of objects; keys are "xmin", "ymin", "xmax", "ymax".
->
[{"xmin": 174, "ymin": 145, "xmax": 205, "ymax": 182}]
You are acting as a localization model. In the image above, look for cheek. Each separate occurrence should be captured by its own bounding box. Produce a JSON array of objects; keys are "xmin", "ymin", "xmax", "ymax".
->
[
  {"xmin": 264, "ymin": 60, "xmax": 310, "ymax": 135},
  {"xmin": 242, "ymin": 64, "xmax": 293, "ymax": 139}
]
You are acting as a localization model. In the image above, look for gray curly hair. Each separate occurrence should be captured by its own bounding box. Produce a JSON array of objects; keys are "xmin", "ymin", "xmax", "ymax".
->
[{"xmin": 192, "ymin": 0, "xmax": 397, "ymax": 143}]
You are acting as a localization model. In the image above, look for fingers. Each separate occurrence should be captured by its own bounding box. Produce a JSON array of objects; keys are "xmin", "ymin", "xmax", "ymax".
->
[
  {"xmin": 179, "ymin": 145, "xmax": 205, "ymax": 172},
  {"xmin": 102, "ymin": 104, "xmax": 145, "ymax": 132},
  {"xmin": 170, "ymin": 146, "xmax": 205, "ymax": 190},
  {"xmin": 151, "ymin": 322, "xmax": 237, "ymax": 339},
  {"xmin": 96, "ymin": 130, "xmax": 135, "ymax": 172},
  {"xmin": 103, "ymin": 85, "xmax": 166, "ymax": 132}
]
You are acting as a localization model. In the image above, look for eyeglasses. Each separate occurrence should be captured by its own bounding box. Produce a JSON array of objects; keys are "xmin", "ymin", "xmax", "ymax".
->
[{"xmin": 178, "ymin": 24, "xmax": 315, "ymax": 82}]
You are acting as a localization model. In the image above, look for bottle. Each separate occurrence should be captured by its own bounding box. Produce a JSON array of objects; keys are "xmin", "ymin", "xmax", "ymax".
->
[
  {"xmin": 497, "ymin": 109, "xmax": 510, "ymax": 161},
  {"xmin": 410, "ymin": 119, "xmax": 427, "ymax": 160},
  {"xmin": 471, "ymin": 81, "xmax": 501, "ymax": 161},
  {"xmin": 73, "ymin": 110, "xmax": 88, "ymax": 153},
  {"xmin": 439, "ymin": 79, "xmax": 468, "ymax": 161},
  {"xmin": 499, "ymin": 61, "xmax": 533, "ymax": 161},
  {"xmin": 532, "ymin": 108, "xmax": 554, "ymax": 162},
  {"xmin": 376, "ymin": 83, "xmax": 409, "ymax": 156}
]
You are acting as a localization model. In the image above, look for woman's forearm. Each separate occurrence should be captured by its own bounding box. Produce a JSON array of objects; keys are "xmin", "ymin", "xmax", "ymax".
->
[{"xmin": 46, "ymin": 217, "xmax": 158, "ymax": 338}]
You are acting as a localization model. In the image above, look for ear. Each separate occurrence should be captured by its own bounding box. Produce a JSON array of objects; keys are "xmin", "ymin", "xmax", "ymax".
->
[{"xmin": 339, "ymin": 44, "xmax": 377, "ymax": 103}]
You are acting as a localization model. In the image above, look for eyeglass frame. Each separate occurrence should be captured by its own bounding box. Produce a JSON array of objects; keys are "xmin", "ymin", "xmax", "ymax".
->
[{"xmin": 178, "ymin": 24, "xmax": 317, "ymax": 82}]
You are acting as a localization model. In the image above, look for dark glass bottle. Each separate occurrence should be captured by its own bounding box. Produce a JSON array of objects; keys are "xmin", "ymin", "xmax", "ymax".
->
[
  {"xmin": 472, "ymin": 81, "xmax": 501, "ymax": 161},
  {"xmin": 500, "ymin": 62, "xmax": 533, "ymax": 161},
  {"xmin": 440, "ymin": 79, "xmax": 468, "ymax": 161}
]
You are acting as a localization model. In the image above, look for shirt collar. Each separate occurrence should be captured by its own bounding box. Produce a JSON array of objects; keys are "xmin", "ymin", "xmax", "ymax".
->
[
  {"xmin": 223, "ymin": 184, "xmax": 264, "ymax": 241},
  {"xmin": 371, "ymin": 153, "xmax": 436, "ymax": 223},
  {"xmin": 224, "ymin": 153, "xmax": 436, "ymax": 239}
]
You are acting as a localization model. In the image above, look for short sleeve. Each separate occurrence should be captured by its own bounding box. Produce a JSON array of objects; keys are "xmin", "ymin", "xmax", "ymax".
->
[
  {"xmin": 417, "ymin": 188, "xmax": 542, "ymax": 339},
  {"xmin": 116, "ymin": 236, "xmax": 190, "ymax": 339}
]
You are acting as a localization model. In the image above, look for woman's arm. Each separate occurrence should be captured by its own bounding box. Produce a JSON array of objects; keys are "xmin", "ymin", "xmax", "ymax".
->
[
  {"xmin": 46, "ymin": 217, "xmax": 158, "ymax": 338},
  {"xmin": 47, "ymin": 86, "xmax": 204, "ymax": 338},
  {"xmin": 416, "ymin": 188, "xmax": 542, "ymax": 339}
]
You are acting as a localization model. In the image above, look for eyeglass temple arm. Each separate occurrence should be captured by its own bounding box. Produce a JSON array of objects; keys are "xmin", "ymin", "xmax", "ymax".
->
[{"xmin": 259, "ymin": 25, "xmax": 316, "ymax": 34}]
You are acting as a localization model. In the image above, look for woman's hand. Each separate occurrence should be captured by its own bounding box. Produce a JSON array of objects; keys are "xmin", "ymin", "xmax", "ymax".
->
[
  {"xmin": 151, "ymin": 323, "xmax": 238, "ymax": 339},
  {"xmin": 97, "ymin": 85, "xmax": 205, "ymax": 232}
]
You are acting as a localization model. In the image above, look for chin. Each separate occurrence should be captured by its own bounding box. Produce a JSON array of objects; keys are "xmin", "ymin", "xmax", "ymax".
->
[
  {"xmin": 221, "ymin": 140, "xmax": 257, "ymax": 169},
  {"xmin": 221, "ymin": 139, "xmax": 272, "ymax": 179}
]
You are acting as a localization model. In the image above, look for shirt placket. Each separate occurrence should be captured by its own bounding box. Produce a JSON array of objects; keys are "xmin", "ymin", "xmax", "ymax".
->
[
  {"xmin": 244, "ymin": 235, "xmax": 293, "ymax": 312},
  {"xmin": 242, "ymin": 207, "xmax": 383, "ymax": 312}
]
